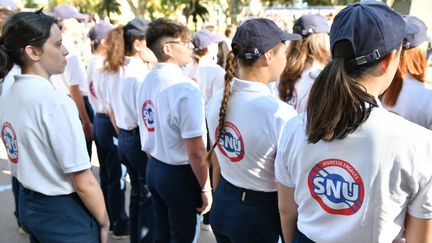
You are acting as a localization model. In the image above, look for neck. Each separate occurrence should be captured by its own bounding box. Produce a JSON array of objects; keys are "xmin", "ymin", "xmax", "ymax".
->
[
  {"xmin": 238, "ymin": 67, "xmax": 270, "ymax": 84},
  {"xmin": 23, "ymin": 65, "xmax": 49, "ymax": 80}
]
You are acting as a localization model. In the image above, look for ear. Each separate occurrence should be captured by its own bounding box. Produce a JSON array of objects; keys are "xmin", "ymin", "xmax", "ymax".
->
[
  {"xmin": 261, "ymin": 51, "xmax": 272, "ymax": 66},
  {"xmin": 133, "ymin": 39, "xmax": 144, "ymax": 53},
  {"xmin": 24, "ymin": 45, "xmax": 42, "ymax": 62},
  {"xmin": 162, "ymin": 42, "xmax": 174, "ymax": 59},
  {"xmin": 379, "ymin": 49, "xmax": 398, "ymax": 74}
]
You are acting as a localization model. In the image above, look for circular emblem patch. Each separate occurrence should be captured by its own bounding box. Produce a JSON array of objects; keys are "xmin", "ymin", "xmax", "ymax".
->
[
  {"xmin": 215, "ymin": 122, "xmax": 244, "ymax": 162},
  {"xmin": 142, "ymin": 100, "xmax": 155, "ymax": 132},
  {"xmin": 308, "ymin": 159, "xmax": 364, "ymax": 215},
  {"xmin": 1, "ymin": 122, "xmax": 18, "ymax": 164},
  {"xmin": 89, "ymin": 80, "xmax": 97, "ymax": 99}
]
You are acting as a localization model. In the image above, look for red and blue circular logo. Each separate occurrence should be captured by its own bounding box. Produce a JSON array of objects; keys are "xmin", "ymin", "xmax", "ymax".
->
[
  {"xmin": 89, "ymin": 80, "xmax": 97, "ymax": 99},
  {"xmin": 215, "ymin": 122, "xmax": 244, "ymax": 162},
  {"xmin": 308, "ymin": 159, "xmax": 364, "ymax": 215},
  {"xmin": 142, "ymin": 100, "xmax": 155, "ymax": 132},
  {"xmin": 1, "ymin": 122, "xmax": 18, "ymax": 164}
]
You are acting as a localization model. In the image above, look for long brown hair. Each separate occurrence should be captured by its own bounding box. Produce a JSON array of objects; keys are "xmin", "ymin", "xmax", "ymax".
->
[
  {"xmin": 382, "ymin": 45, "xmax": 427, "ymax": 106},
  {"xmin": 305, "ymin": 40, "xmax": 401, "ymax": 143},
  {"xmin": 279, "ymin": 33, "xmax": 330, "ymax": 102},
  {"xmin": 103, "ymin": 26, "xmax": 125, "ymax": 73}
]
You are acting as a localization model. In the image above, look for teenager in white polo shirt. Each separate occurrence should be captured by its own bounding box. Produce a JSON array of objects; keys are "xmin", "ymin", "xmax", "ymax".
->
[
  {"xmin": 205, "ymin": 18, "xmax": 300, "ymax": 242},
  {"xmin": 276, "ymin": 1, "xmax": 432, "ymax": 242},
  {"xmin": 382, "ymin": 16, "xmax": 432, "ymax": 130},
  {"xmin": 0, "ymin": 11, "xmax": 109, "ymax": 243},
  {"xmin": 136, "ymin": 18, "xmax": 212, "ymax": 242},
  {"xmin": 278, "ymin": 14, "xmax": 330, "ymax": 113},
  {"xmin": 104, "ymin": 18, "xmax": 157, "ymax": 242}
]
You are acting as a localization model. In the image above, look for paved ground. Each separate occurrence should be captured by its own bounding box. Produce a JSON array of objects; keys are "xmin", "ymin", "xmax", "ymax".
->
[{"xmin": 0, "ymin": 145, "xmax": 216, "ymax": 243}]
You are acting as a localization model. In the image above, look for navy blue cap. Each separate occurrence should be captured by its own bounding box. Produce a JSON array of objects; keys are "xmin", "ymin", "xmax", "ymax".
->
[
  {"xmin": 125, "ymin": 18, "xmax": 150, "ymax": 37},
  {"xmin": 49, "ymin": 4, "xmax": 89, "ymax": 21},
  {"xmin": 232, "ymin": 18, "xmax": 301, "ymax": 60},
  {"xmin": 88, "ymin": 21, "xmax": 114, "ymax": 42},
  {"xmin": 293, "ymin": 14, "xmax": 330, "ymax": 37},
  {"xmin": 330, "ymin": 0, "xmax": 406, "ymax": 66},
  {"xmin": 403, "ymin": 16, "xmax": 429, "ymax": 49},
  {"xmin": 192, "ymin": 28, "xmax": 224, "ymax": 51}
]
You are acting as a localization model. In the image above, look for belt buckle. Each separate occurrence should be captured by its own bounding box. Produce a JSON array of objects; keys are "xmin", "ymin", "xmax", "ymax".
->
[{"xmin": 241, "ymin": 191, "xmax": 246, "ymax": 202}]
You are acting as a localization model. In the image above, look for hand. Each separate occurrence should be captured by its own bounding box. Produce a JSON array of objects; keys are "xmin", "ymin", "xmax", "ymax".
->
[
  {"xmin": 197, "ymin": 191, "xmax": 213, "ymax": 215},
  {"xmin": 99, "ymin": 221, "xmax": 110, "ymax": 243},
  {"xmin": 82, "ymin": 122, "xmax": 93, "ymax": 141}
]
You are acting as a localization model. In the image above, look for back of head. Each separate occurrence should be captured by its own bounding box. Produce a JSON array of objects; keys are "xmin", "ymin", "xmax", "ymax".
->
[
  {"xmin": 0, "ymin": 8, "xmax": 13, "ymax": 33},
  {"xmin": 192, "ymin": 28, "xmax": 224, "ymax": 61},
  {"xmin": 48, "ymin": 4, "xmax": 88, "ymax": 22},
  {"xmin": 88, "ymin": 21, "xmax": 114, "ymax": 51},
  {"xmin": 145, "ymin": 18, "xmax": 189, "ymax": 62},
  {"xmin": 0, "ymin": 10, "xmax": 55, "ymax": 79},
  {"xmin": 306, "ymin": 0, "xmax": 406, "ymax": 143},
  {"xmin": 124, "ymin": 17, "xmax": 150, "ymax": 55}
]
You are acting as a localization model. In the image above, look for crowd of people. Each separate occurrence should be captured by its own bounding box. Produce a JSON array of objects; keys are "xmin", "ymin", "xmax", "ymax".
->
[{"xmin": 1, "ymin": 0, "xmax": 432, "ymax": 243}]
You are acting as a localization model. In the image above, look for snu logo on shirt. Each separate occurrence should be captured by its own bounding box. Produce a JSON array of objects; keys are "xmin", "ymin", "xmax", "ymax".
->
[
  {"xmin": 142, "ymin": 100, "xmax": 155, "ymax": 132},
  {"xmin": 215, "ymin": 122, "xmax": 244, "ymax": 162},
  {"xmin": 308, "ymin": 159, "xmax": 364, "ymax": 215},
  {"xmin": 1, "ymin": 122, "xmax": 18, "ymax": 164},
  {"xmin": 89, "ymin": 80, "xmax": 97, "ymax": 99}
]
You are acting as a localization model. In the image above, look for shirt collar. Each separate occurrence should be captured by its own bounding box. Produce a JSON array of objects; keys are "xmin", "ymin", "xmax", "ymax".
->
[
  {"xmin": 231, "ymin": 78, "xmax": 272, "ymax": 95},
  {"xmin": 15, "ymin": 74, "xmax": 54, "ymax": 89}
]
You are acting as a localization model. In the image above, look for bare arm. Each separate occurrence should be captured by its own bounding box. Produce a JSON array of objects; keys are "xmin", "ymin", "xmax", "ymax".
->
[
  {"xmin": 278, "ymin": 182, "xmax": 298, "ymax": 242},
  {"xmin": 405, "ymin": 213, "xmax": 432, "ymax": 242},
  {"xmin": 69, "ymin": 85, "xmax": 92, "ymax": 140},
  {"xmin": 185, "ymin": 136, "xmax": 212, "ymax": 214},
  {"xmin": 70, "ymin": 169, "xmax": 109, "ymax": 243}
]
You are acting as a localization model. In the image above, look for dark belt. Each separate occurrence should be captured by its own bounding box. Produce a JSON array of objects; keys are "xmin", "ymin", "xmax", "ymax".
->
[
  {"xmin": 22, "ymin": 186, "xmax": 76, "ymax": 199},
  {"xmin": 219, "ymin": 176, "xmax": 277, "ymax": 202},
  {"xmin": 95, "ymin": 112, "xmax": 109, "ymax": 118},
  {"xmin": 119, "ymin": 127, "xmax": 139, "ymax": 135}
]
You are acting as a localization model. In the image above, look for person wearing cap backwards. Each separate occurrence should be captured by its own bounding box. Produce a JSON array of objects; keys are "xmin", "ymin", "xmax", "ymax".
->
[
  {"xmin": 103, "ymin": 17, "xmax": 156, "ymax": 242},
  {"xmin": 86, "ymin": 21, "xmax": 131, "ymax": 241},
  {"xmin": 49, "ymin": 4, "xmax": 94, "ymax": 156},
  {"xmin": 382, "ymin": 16, "xmax": 432, "ymax": 130},
  {"xmin": 278, "ymin": 14, "xmax": 330, "ymax": 113},
  {"xmin": 276, "ymin": 1, "xmax": 432, "ymax": 242},
  {"xmin": 205, "ymin": 18, "xmax": 300, "ymax": 242},
  {"xmin": 135, "ymin": 18, "xmax": 211, "ymax": 242}
]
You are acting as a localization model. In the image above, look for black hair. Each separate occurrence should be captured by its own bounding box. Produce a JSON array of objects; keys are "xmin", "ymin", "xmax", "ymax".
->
[{"xmin": 0, "ymin": 10, "xmax": 55, "ymax": 80}]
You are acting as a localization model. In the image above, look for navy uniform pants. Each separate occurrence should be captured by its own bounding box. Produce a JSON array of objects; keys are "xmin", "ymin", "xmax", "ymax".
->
[
  {"xmin": 118, "ymin": 128, "xmax": 153, "ymax": 243},
  {"xmin": 93, "ymin": 113, "xmax": 129, "ymax": 234},
  {"xmin": 210, "ymin": 176, "xmax": 282, "ymax": 243},
  {"xmin": 19, "ymin": 186, "xmax": 99, "ymax": 243},
  {"xmin": 147, "ymin": 157, "xmax": 201, "ymax": 243}
]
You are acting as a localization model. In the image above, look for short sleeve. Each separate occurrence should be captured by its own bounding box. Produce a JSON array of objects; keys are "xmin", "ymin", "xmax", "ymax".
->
[
  {"xmin": 177, "ymin": 87, "xmax": 205, "ymax": 139},
  {"xmin": 65, "ymin": 54, "xmax": 85, "ymax": 86},
  {"xmin": 275, "ymin": 123, "xmax": 295, "ymax": 188},
  {"xmin": 44, "ymin": 97, "xmax": 90, "ymax": 174}
]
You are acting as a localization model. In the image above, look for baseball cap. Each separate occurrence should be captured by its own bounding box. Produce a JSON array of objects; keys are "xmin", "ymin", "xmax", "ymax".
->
[
  {"xmin": 88, "ymin": 21, "xmax": 114, "ymax": 42},
  {"xmin": 124, "ymin": 18, "xmax": 150, "ymax": 37},
  {"xmin": 330, "ymin": 0, "xmax": 406, "ymax": 67},
  {"xmin": 293, "ymin": 14, "xmax": 330, "ymax": 37},
  {"xmin": 232, "ymin": 18, "xmax": 301, "ymax": 60},
  {"xmin": 192, "ymin": 28, "xmax": 224, "ymax": 51},
  {"xmin": 49, "ymin": 4, "xmax": 88, "ymax": 21},
  {"xmin": 403, "ymin": 15, "xmax": 430, "ymax": 49}
]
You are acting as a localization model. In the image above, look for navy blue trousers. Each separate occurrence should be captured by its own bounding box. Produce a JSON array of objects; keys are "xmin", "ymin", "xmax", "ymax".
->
[
  {"xmin": 210, "ymin": 177, "xmax": 282, "ymax": 243},
  {"xmin": 118, "ymin": 128, "xmax": 153, "ymax": 243},
  {"xmin": 93, "ymin": 113, "xmax": 128, "ymax": 234},
  {"xmin": 19, "ymin": 186, "xmax": 99, "ymax": 243},
  {"xmin": 292, "ymin": 230, "xmax": 315, "ymax": 243},
  {"xmin": 146, "ymin": 157, "xmax": 201, "ymax": 243}
]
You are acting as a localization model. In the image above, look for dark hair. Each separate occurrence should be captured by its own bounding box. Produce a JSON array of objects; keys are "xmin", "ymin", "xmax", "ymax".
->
[
  {"xmin": 124, "ymin": 28, "xmax": 145, "ymax": 56},
  {"xmin": 145, "ymin": 18, "xmax": 189, "ymax": 61},
  {"xmin": 279, "ymin": 33, "xmax": 330, "ymax": 102},
  {"xmin": 0, "ymin": 10, "xmax": 55, "ymax": 80},
  {"xmin": 306, "ymin": 40, "xmax": 400, "ymax": 143},
  {"xmin": 193, "ymin": 48, "xmax": 207, "ymax": 62}
]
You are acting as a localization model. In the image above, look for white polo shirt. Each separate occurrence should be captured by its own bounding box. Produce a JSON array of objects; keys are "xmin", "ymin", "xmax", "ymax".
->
[
  {"xmin": 0, "ymin": 65, "xmax": 21, "ymax": 98},
  {"xmin": 108, "ymin": 57, "xmax": 150, "ymax": 130},
  {"xmin": 136, "ymin": 62, "xmax": 206, "ymax": 165},
  {"xmin": 183, "ymin": 56, "xmax": 226, "ymax": 105},
  {"xmin": 86, "ymin": 55, "xmax": 106, "ymax": 113},
  {"xmin": 0, "ymin": 75, "xmax": 90, "ymax": 196},
  {"xmin": 275, "ymin": 103, "xmax": 432, "ymax": 242},
  {"xmin": 383, "ymin": 75, "xmax": 432, "ymax": 129},
  {"xmin": 206, "ymin": 78, "xmax": 297, "ymax": 192}
]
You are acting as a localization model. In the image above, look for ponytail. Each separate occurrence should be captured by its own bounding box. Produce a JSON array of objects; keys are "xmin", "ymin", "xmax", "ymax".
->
[
  {"xmin": 0, "ymin": 42, "xmax": 13, "ymax": 81},
  {"xmin": 306, "ymin": 58, "xmax": 377, "ymax": 143},
  {"xmin": 104, "ymin": 26, "xmax": 126, "ymax": 73},
  {"xmin": 205, "ymin": 50, "xmax": 237, "ymax": 163}
]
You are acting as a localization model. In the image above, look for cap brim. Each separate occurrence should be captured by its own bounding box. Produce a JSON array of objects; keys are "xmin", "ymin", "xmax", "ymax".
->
[
  {"xmin": 281, "ymin": 32, "xmax": 301, "ymax": 41},
  {"xmin": 211, "ymin": 34, "xmax": 225, "ymax": 43}
]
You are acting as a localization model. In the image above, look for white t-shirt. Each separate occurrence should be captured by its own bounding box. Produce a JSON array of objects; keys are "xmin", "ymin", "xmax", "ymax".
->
[
  {"xmin": 108, "ymin": 57, "xmax": 150, "ymax": 130},
  {"xmin": 0, "ymin": 75, "xmax": 90, "ymax": 195},
  {"xmin": 136, "ymin": 62, "xmax": 206, "ymax": 165},
  {"xmin": 0, "ymin": 65, "xmax": 21, "ymax": 98},
  {"xmin": 286, "ymin": 66, "xmax": 321, "ymax": 114},
  {"xmin": 275, "ymin": 103, "xmax": 432, "ymax": 242},
  {"xmin": 383, "ymin": 75, "xmax": 432, "ymax": 130},
  {"xmin": 86, "ymin": 55, "xmax": 105, "ymax": 113},
  {"xmin": 183, "ymin": 56, "xmax": 225, "ymax": 105},
  {"xmin": 207, "ymin": 78, "xmax": 297, "ymax": 192}
]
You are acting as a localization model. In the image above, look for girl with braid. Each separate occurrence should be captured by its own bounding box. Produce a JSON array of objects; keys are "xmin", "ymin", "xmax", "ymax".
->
[{"xmin": 205, "ymin": 18, "xmax": 300, "ymax": 242}]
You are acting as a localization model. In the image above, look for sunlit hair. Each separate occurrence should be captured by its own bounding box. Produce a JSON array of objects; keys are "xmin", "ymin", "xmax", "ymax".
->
[
  {"xmin": 279, "ymin": 33, "xmax": 330, "ymax": 102},
  {"xmin": 383, "ymin": 44, "xmax": 427, "ymax": 106},
  {"xmin": 103, "ymin": 26, "xmax": 125, "ymax": 73}
]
